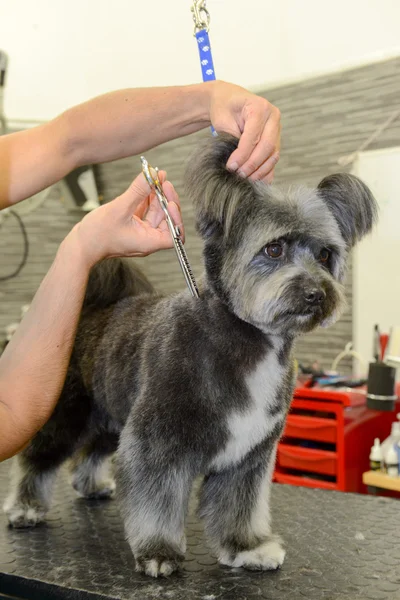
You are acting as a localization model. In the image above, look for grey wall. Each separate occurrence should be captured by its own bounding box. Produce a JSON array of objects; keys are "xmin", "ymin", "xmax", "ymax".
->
[{"xmin": 1, "ymin": 57, "xmax": 400, "ymax": 370}]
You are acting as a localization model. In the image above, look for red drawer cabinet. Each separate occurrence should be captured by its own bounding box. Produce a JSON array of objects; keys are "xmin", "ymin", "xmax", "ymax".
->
[
  {"xmin": 273, "ymin": 382, "xmax": 400, "ymax": 493},
  {"xmin": 278, "ymin": 445, "xmax": 337, "ymax": 477},
  {"xmin": 284, "ymin": 414, "xmax": 337, "ymax": 444}
]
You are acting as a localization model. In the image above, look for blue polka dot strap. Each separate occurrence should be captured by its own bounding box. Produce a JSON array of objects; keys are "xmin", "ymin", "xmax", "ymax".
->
[
  {"xmin": 195, "ymin": 29, "xmax": 216, "ymax": 84},
  {"xmin": 191, "ymin": 1, "xmax": 217, "ymax": 136}
]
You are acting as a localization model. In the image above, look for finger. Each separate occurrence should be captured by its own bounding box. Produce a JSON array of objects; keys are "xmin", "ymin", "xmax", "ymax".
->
[
  {"xmin": 227, "ymin": 105, "xmax": 280, "ymax": 176},
  {"xmin": 161, "ymin": 182, "xmax": 184, "ymax": 239},
  {"xmin": 249, "ymin": 152, "xmax": 280, "ymax": 183},
  {"xmin": 130, "ymin": 218, "xmax": 175, "ymax": 254},
  {"xmin": 277, "ymin": 122, "xmax": 282, "ymax": 151},
  {"xmin": 226, "ymin": 116, "xmax": 266, "ymax": 172},
  {"xmin": 149, "ymin": 232, "xmax": 176, "ymax": 252},
  {"xmin": 144, "ymin": 170, "xmax": 168, "ymax": 220},
  {"xmin": 143, "ymin": 180, "xmax": 181, "ymax": 228},
  {"xmin": 225, "ymin": 99, "xmax": 275, "ymax": 170},
  {"xmin": 155, "ymin": 200, "xmax": 185, "ymax": 243},
  {"xmin": 134, "ymin": 196, "xmax": 150, "ymax": 220},
  {"xmin": 166, "ymin": 201, "xmax": 185, "ymax": 241},
  {"xmin": 120, "ymin": 169, "xmax": 169, "ymax": 221},
  {"xmin": 121, "ymin": 170, "xmax": 167, "ymax": 212},
  {"xmin": 144, "ymin": 195, "xmax": 165, "ymax": 228},
  {"xmin": 238, "ymin": 116, "xmax": 280, "ymax": 178},
  {"xmin": 265, "ymin": 168, "xmax": 275, "ymax": 184},
  {"xmin": 157, "ymin": 170, "xmax": 167, "ymax": 184},
  {"xmin": 271, "ymin": 121, "xmax": 281, "ymax": 157},
  {"xmin": 158, "ymin": 180, "xmax": 183, "ymax": 229},
  {"xmin": 162, "ymin": 181, "xmax": 181, "ymax": 211}
]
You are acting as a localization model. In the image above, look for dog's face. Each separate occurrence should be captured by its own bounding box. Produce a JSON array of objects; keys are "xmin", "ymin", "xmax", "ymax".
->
[
  {"xmin": 185, "ymin": 135, "xmax": 378, "ymax": 335},
  {"xmin": 218, "ymin": 189, "xmax": 347, "ymax": 334}
]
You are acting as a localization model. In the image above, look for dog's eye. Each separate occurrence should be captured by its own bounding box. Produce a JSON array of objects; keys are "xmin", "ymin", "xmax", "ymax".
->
[
  {"xmin": 265, "ymin": 242, "xmax": 283, "ymax": 259},
  {"xmin": 319, "ymin": 248, "xmax": 330, "ymax": 263}
]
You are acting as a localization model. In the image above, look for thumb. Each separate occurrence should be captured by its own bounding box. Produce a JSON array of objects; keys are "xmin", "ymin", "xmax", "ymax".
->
[
  {"xmin": 125, "ymin": 170, "xmax": 168, "ymax": 208},
  {"xmin": 118, "ymin": 173, "xmax": 152, "ymax": 213},
  {"xmin": 127, "ymin": 171, "xmax": 152, "ymax": 198}
]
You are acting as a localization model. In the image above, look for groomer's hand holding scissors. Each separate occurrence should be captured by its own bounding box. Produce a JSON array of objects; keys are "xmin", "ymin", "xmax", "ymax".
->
[
  {"xmin": 0, "ymin": 170, "xmax": 182, "ymax": 461},
  {"xmin": 209, "ymin": 81, "xmax": 281, "ymax": 183},
  {"xmin": 74, "ymin": 171, "xmax": 183, "ymax": 267}
]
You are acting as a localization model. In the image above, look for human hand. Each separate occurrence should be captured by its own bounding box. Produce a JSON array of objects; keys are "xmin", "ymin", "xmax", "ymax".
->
[
  {"xmin": 72, "ymin": 171, "xmax": 182, "ymax": 267},
  {"xmin": 208, "ymin": 81, "xmax": 281, "ymax": 183}
]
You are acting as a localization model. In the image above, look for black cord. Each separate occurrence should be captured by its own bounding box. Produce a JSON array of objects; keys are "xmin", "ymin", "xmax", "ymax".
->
[{"xmin": 0, "ymin": 210, "xmax": 29, "ymax": 281}]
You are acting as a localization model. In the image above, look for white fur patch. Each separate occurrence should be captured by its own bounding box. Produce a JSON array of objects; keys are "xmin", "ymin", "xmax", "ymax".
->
[
  {"xmin": 3, "ymin": 458, "xmax": 25, "ymax": 514},
  {"xmin": 4, "ymin": 506, "xmax": 24, "ymax": 522},
  {"xmin": 3, "ymin": 458, "xmax": 56, "ymax": 527},
  {"xmin": 71, "ymin": 456, "xmax": 116, "ymax": 498},
  {"xmin": 249, "ymin": 443, "xmax": 278, "ymax": 539},
  {"xmin": 159, "ymin": 561, "xmax": 175, "ymax": 577},
  {"xmin": 219, "ymin": 538, "xmax": 285, "ymax": 570},
  {"xmin": 136, "ymin": 558, "xmax": 176, "ymax": 578},
  {"xmin": 210, "ymin": 347, "xmax": 284, "ymax": 471},
  {"xmin": 5, "ymin": 504, "xmax": 46, "ymax": 527},
  {"xmin": 145, "ymin": 559, "xmax": 159, "ymax": 578}
]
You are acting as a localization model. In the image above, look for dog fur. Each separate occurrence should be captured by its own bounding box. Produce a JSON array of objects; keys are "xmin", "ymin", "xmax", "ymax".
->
[{"xmin": 4, "ymin": 134, "xmax": 378, "ymax": 577}]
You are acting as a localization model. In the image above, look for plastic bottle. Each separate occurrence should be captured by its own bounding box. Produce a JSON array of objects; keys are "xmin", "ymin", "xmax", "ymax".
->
[
  {"xmin": 386, "ymin": 445, "xmax": 399, "ymax": 477},
  {"xmin": 396, "ymin": 441, "xmax": 400, "ymax": 471},
  {"xmin": 369, "ymin": 438, "xmax": 383, "ymax": 471},
  {"xmin": 381, "ymin": 413, "xmax": 400, "ymax": 460}
]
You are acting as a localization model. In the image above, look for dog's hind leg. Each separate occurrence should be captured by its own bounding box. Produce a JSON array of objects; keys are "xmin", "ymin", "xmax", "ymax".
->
[
  {"xmin": 3, "ymin": 454, "xmax": 61, "ymax": 529},
  {"xmin": 116, "ymin": 424, "xmax": 196, "ymax": 578},
  {"xmin": 70, "ymin": 428, "xmax": 119, "ymax": 500},
  {"xmin": 3, "ymin": 372, "xmax": 92, "ymax": 528},
  {"xmin": 199, "ymin": 440, "xmax": 285, "ymax": 571}
]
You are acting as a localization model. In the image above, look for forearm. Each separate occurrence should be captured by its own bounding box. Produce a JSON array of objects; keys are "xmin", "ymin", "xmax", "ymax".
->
[
  {"xmin": 0, "ymin": 80, "xmax": 281, "ymax": 208},
  {"xmin": 0, "ymin": 227, "xmax": 91, "ymax": 460},
  {"xmin": 0, "ymin": 116, "xmax": 76, "ymax": 210},
  {"xmin": 66, "ymin": 83, "xmax": 212, "ymax": 167},
  {"xmin": 0, "ymin": 83, "xmax": 213, "ymax": 210}
]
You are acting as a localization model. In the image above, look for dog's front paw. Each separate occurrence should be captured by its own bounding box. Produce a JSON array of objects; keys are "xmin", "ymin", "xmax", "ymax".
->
[
  {"xmin": 220, "ymin": 537, "xmax": 285, "ymax": 571},
  {"xmin": 135, "ymin": 555, "xmax": 182, "ymax": 578},
  {"xmin": 3, "ymin": 500, "xmax": 46, "ymax": 529}
]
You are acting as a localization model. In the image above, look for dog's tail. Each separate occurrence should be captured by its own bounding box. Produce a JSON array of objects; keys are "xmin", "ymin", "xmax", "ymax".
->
[{"xmin": 83, "ymin": 258, "xmax": 154, "ymax": 310}]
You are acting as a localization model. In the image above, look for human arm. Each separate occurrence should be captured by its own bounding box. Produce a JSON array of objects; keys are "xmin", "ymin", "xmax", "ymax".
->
[
  {"xmin": 0, "ymin": 81, "xmax": 281, "ymax": 210},
  {"xmin": 0, "ymin": 172, "xmax": 180, "ymax": 460}
]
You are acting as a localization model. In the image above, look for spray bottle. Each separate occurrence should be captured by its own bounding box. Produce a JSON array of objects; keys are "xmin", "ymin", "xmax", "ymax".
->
[
  {"xmin": 386, "ymin": 444, "xmax": 399, "ymax": 477},
  {"xmin": 381, "ymin": 413, "xmax": 400, "ymax": 463}
]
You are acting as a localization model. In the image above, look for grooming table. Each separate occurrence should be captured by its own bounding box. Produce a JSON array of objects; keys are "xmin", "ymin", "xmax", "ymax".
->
[{"xmin": 0, "ymin": 460, "xmax": 399, "ymax": 600}]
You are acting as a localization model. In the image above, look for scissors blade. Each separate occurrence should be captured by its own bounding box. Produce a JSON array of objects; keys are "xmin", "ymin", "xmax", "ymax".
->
[{"xmin": 140, "ymin": 156, "xmax": 200, "ymax": 298}]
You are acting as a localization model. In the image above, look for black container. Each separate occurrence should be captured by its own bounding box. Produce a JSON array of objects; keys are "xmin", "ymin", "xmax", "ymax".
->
[{"xmin": 366, "ymin": 361, "xmax": 397, "ymax": 411}]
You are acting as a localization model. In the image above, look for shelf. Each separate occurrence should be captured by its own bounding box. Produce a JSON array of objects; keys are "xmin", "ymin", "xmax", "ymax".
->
[{"xmin": 362, "ymin": 470, "xmax": 400, "ymax": 492}]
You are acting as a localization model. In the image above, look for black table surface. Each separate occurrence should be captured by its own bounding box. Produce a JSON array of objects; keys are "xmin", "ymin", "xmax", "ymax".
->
[{"xmin": 0, "ymin": 459, "xmax": 400, "ymax": 600}]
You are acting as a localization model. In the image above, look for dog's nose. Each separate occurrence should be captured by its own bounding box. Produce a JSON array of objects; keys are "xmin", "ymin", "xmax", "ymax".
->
[{"xmin": 304, "ymin": 288, "xmax": 325, "ymax": 305}]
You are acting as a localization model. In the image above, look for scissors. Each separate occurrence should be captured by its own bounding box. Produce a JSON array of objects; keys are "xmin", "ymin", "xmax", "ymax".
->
[{"xmin": 140, "ymin": 156, "xmax": 200, "ymax": 299}]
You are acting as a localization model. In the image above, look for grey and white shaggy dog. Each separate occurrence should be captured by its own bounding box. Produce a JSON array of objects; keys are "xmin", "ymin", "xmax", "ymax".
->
[{"xmin": 4, "ymin": 134, "xmax": 377, "ymax": 577}]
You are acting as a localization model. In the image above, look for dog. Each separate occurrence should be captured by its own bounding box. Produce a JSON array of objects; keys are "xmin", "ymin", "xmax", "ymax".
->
[{"xmin": 4, "ymin": 134, "xmax": 378, "ymax": 578}]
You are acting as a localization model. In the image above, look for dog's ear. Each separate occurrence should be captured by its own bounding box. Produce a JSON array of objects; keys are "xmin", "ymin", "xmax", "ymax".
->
[
  {"xmin": 317, "ymin": 173, "xmax": 378, "ymax": 248},
  {"xmin": 184, "ymin": 133, "xmax": 255, "ymax": 240}
]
